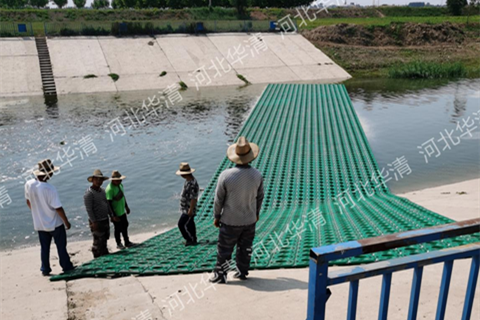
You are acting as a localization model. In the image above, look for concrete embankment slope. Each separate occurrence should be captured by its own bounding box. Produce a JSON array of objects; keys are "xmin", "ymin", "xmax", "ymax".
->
[
  {"xmin": 0, "ymin": 33, "xmax": 351, "ymax": 97},
  {"xmin": 0, "ymin": 38, "xmax": 43, "ymax": 97}
]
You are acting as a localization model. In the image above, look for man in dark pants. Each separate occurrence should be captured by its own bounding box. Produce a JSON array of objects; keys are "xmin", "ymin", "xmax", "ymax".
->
[
  {"xmin": 176, "ymin": 162, "xmax": 199, "ymax": 246},
  {"xmin": 210, "ymin": 136, "xmax": 264, "ymax": 284},
  {"xmin": 106, "ymin": 170, "xmax": 134, "ymax": 249},
  {"xmin": 84, "ymin": 169, "xmax": 114, "ymax": 258},
  {"xmin": 25, "ymin": 159, "xmax": 75, "ymax": 276}
]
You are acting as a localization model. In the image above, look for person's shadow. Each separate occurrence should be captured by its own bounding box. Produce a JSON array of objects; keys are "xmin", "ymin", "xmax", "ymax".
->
[{"xmin": 226, "ymin": 276, "xmax": 308, "ymax": 292}]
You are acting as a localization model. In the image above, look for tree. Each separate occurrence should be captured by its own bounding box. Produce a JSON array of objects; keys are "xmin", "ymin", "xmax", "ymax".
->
[
  {"xmin": 446, "ymin": 0, "xmax": 468, "ymax": 15},
  {"xmin": 0, "ymin": 0, "xmax": 27, "ymax": 8},
  {"xmin": 91, "ymin": 0, "xmax": 109, "ymax": 8},
  {"xmin": 230, "ymin": 0, "xmax": 248, "ymax": 15},
  {"xmin": 53, "ymin": 0, "xmax": 67, "ymax": 7},
  {"xmin": 29, "ymin": 0, "xmax": 48, "ymax": 7},
  {"xmin": 73, "ymin": 0, "xmax": 86, "ymax": 7}
]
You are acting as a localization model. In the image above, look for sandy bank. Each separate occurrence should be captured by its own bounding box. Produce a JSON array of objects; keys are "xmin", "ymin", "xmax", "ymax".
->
[{"xmin": 1, "ymin": 178, "xmax": 478, "ymax": 319}]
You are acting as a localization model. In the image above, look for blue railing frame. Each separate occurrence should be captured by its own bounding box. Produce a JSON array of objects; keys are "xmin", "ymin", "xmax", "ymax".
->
[{"xmin": 307, "ymin": 218, "xmax": 480, "ymax": 320}]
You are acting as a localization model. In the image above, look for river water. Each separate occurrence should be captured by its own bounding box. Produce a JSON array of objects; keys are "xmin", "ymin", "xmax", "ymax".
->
[{"xmin": 0, "ymin": 79, "xmax": 479, "ymax": 250}]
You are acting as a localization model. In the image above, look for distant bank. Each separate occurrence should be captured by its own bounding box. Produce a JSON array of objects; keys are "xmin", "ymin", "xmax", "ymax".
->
[{"xmin": 0, "ymin": 33, "xmax": 351, "ymax": 98}]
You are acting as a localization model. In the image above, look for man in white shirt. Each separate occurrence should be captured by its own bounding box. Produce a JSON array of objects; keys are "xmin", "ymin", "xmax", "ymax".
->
[{"xmin": 25, "ymin": 159, "xmax": 74, "ymax": 276}]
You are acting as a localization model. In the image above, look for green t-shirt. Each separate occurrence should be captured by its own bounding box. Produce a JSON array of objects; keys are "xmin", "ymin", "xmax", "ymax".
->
[{"xmin": 105, "ymin": 183, "xmax": 126, "ymax": 217}]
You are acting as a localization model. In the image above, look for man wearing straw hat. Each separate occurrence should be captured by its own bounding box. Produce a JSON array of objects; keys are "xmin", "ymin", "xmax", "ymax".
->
[
  {"xmin": 84, "ymin": 169, "xmax": 114, "ymax": 258},
  {"xmin": 24, "ymin": 159, "xmax": 75, "ymax": 276},
  {"xmin": 176, "ymin": 162, "xmax": 199, "ymax": 246},
  {"xmin": 210, "ymin": 136, "xmax": 264, "ymax": 284},
  {"xmin": 106, "ymin": 170, "xmax": 134, "ymax": 249}
]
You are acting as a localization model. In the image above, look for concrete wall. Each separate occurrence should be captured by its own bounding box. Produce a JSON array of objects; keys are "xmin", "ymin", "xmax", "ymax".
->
[
  {"xmin": 0, "ymin": 34, "xmax": 351, "ymax": 97},
  {"xmin": 0, "ymin": 38, "xmax": 43, "ymax": 97}
]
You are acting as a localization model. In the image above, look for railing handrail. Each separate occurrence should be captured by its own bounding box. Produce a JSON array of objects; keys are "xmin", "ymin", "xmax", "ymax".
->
[{"xmin": 310, "ymin": 218, "xmax": 480, "ymax": 263}]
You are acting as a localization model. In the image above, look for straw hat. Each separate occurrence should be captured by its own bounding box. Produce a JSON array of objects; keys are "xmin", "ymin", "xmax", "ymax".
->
[
  {"xmin": 176, "ymin": 162, "xmax": 196, "ymax": 176},
  {"xmin": 87, "ymin": 169, "xmax": 110, "ymax": 182},
  {"xmin": 33, "ymin": 159, "xmax": 60, "ymax": 177},
  {"xmin": 110, "ymin": 170, "xmax": 126, "ymax": 180},
  {"xmin": 227, "ymin": 136, "xmax": 259, "ymax": 165}
]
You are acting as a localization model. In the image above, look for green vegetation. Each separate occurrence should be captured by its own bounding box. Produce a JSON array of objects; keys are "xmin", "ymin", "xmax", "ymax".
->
[
  {"xmin": 447, "ymin": 0, "xmax": 468, "ymax": 15},
  {"xmin": 388, "ymin": 61, "xmax": 467, "ymax": 79},
  {"xmin": 52, "ymin": 0, "xmax": 67, "ymax": 8},
  {"xmin": 159, "ymin": 71, "xmax": 167, "ymax": 77},
  {"xmin": 83, "ymin": 74, "xmax": 97, "ymax": 78},
  {"xmin": 299, "ymin": 15, "xmax": 480, "ymax": 30},
  {"xmin": 73, "ymin": 0, "xmax": 85, "ymax": 8},
  {"xmin": 179, "ymin": 81, "xmax": 188, "ymax": 90},
  {"xmin": 108, "ymin": 73, "xmax": 119, "ymax": 81},
  {"xmin": 237, "ymin": 74, "xmax": 250, "ymax": 85}
]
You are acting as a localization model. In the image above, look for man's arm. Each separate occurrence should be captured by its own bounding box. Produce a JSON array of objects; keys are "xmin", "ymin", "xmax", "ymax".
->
[
  {"xmin": 84, "ymin": 191, "xmax": 96, "ymax": 223},
  {"xmin": 26, "ymin": 200, "xmax": 31, "ymax": 210},
  {"xmin": 188, "ymin": 199, "xmax": 197, "ymax": 216},
  {"xmin": 213, "ymin": 174, "xmax": 225, "ymax": 220},
  {"xmin": 256, "ymin": 177, "xmax": 265, "ymax": 221},
  {"xmin": 55, "ymin": 207, "xmax": 71, "ymax": 230}
]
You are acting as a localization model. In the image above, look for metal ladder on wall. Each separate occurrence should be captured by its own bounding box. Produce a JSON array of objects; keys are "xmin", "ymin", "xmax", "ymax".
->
[{"xmin": 35, "ymin": 37, "xmax": 57, "ymax": 96}]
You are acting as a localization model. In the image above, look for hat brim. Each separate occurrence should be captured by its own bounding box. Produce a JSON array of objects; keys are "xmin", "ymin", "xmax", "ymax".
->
[
  {"xmin": 227, "ymin": 142, "xmax": 260, "ymax": 165},
  {"xmin": 33, "ymin": 166, "xmax": 60, "ymax": 176},
  {"xmin": 176, "ymin": 168, "xmax": 196, "ymax": 176},
  {"xmin": 110, "ymin": 175, "xmax": 126, "ymax": 180},
  {"xmin": 88, "ymin": 175, "xmax": 110, "ymax": 182}
]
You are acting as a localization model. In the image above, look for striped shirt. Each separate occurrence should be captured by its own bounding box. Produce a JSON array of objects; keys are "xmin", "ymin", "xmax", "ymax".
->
[
  {"xmin": 214, "ymin": 165, "xmax": 264, "ymax": 226},
  {"xmin": 84, "ymin": 186, "xmax": 112, "ymax": 222}
]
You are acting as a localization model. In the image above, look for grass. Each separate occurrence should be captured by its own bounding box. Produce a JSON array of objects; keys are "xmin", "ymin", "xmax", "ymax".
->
[
  {"xmin": 83, "ymin": 74, "xmax": 97, "ymax": 79},
  {"xmin": 237, "ymin": 74, "xmax": 250, "ymax": 85},
  {"xmin": 108, "ymin": 73, "xmax": 119, "ymax": 81},
  {"xmin": 299, "ymin": 16, "xmax": 480, "ymax": 30},
  {"xmin": 179, "ymin": 81, "xmax": 188, "ymax": 90},
  {"xmin": 388, "ymin": 61, "xmax": 467, "ymax": 79},
  {"xmin": 159, "ymin": 71, "xmax": 167, "ymax": 77}
]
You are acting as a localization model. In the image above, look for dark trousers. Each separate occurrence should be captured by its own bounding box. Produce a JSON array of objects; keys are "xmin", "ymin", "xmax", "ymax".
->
[
  {"xmin": 38, "ymin": 225, "xmax": 74, "ymax": 274},
  {"xmin": 215, "ymin": 223, "xmax": 256, "ymax": 276},
  {"xmin": 178, "ymin": 214, "xmax": 197, "ymax": 243},
  {"xmin": 90, "ymin": 219, "xmax": 110, "ymax": 258},
  {"xmin": 113, "ymin": 214, "xmax": 130, "ymax": 245}
]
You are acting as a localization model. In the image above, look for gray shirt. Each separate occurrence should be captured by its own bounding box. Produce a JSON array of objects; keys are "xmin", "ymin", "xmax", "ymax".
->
[
  {"xmin": 214, "ymin": 165, "xmax": 264, "ymax": 226},
  {"xmin": 84, "ymin": 187, "xmax": 112, "ymax": 222}
]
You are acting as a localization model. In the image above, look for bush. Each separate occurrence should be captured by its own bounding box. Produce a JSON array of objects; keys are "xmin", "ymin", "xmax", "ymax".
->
[
  {"xmin": 109, "ymin": 73, "xmax": 119, "ymax": 81},
  {"xmin": 388, "ymin": 61, "xmax": 467, "ymax": 79}
]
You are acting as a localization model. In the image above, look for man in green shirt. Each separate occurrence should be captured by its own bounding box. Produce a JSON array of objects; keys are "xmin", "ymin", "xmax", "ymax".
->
[{"xmin": 106, "ymin": 170, "xmax": 134, "ymax": 249}]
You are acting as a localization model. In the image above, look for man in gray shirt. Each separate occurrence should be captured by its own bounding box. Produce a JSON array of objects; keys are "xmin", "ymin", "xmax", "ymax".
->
[
  {"xmin": 210, "ymin": 136, "xmax": 264, "ymax": 284},
  {"xmin": 84, "ymin": 169, "xmax": 114, "ymax": 258}
]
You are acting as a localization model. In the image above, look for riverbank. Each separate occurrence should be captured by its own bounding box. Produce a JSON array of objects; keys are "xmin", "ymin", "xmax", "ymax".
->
[
  {"xmin": 1, "ymin": 178, "xmax": 478, "ymax": 319},
  {"xmin": 303, "ymin": 22, "xmax": 480, "ymax": 78}
]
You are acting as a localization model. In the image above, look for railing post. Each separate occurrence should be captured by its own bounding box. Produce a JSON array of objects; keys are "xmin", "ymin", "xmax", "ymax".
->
[
  {"xmin": 407, "ymin": 266, "xmax": 424, "ymax": 320},
  {"xmin": 307, "ymin": 259, "xmax": 328, "ymax": 320},
  {"xmin": 44, "ymin": 22, "xmax": 47, "ymax": 37},
  {"xmin": 461, "ymin": 255, "xmax": 479, "ymax": 320},
  {"xmin": 347, "ymin": 280, "xmax": 359, "ymax": 320},
  {"xmin": 378, "ymin": 273, "xmax": 392, "ymax": 320},
  {"xmin": 435, "ymin": 260, "xmax": 454, "ymax": 320}
]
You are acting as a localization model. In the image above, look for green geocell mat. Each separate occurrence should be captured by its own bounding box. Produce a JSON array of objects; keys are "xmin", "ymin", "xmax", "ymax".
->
[{"xmin": 51, "ymin": 84, "xmax": 479, "ymax": 281}]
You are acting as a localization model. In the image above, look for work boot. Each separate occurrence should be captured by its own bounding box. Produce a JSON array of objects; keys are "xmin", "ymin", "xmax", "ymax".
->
[{"xmin": 209, "ymin": 272, "xmax": 226, "ymax": 284}]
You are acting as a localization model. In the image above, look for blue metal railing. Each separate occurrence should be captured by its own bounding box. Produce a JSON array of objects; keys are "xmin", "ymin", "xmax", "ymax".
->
[{"xmin": 307, "ymin": 218, "xmax": 480, "ymax": 320}]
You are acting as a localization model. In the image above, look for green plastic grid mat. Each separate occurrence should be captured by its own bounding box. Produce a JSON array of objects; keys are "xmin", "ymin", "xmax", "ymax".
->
[{"xmin": 51, "ymin": 84, "xmax": 479, "ymax": 281}]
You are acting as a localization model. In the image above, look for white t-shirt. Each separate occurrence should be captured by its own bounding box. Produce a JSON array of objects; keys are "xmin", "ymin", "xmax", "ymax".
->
[{"xmin": 25, "ymin": 180, "xmax": 64, "ymax": 231}]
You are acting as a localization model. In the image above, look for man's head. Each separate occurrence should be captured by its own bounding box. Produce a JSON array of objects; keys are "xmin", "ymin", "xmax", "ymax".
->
[
  {"xmin": 227, "ymin": 136, "xmax": 259, "ymax": 165},
  {"xmin": 33, "ymin": 159, "xmax": 59, "ymax": 181},
  {"xmin": 110, "ymin": 170, "xmax": 126, "ymax": 186},
  {"xmin": 87, "ymin": 169, "xmax": 109, "ymax": 188},
  {"xmin": 176, "ymin": 162, "xmax": 195, "ymax": 178}
]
